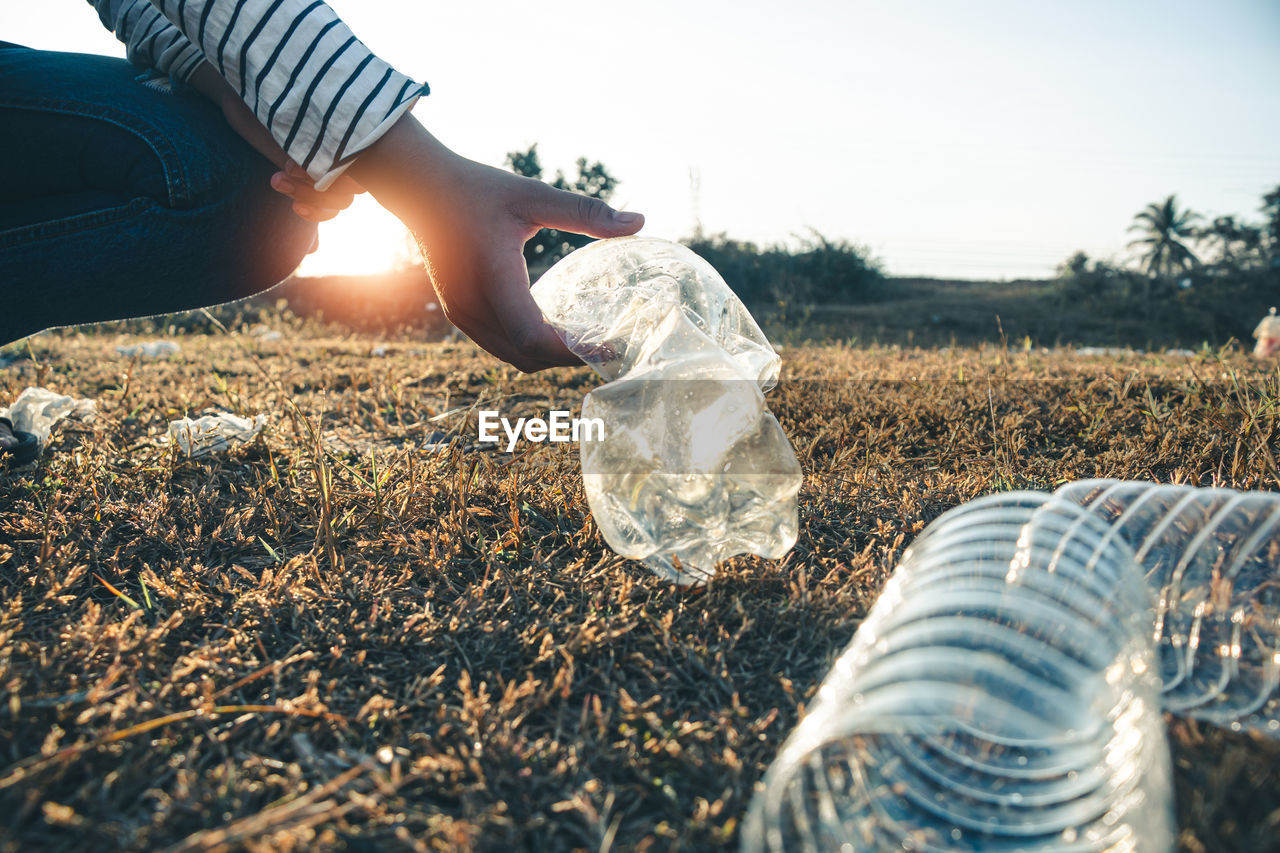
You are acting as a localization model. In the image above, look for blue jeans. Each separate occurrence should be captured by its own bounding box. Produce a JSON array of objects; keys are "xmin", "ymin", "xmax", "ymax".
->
[{"xmin": 0, "ymin": 43, "xmax": 317, "ymax": 345}]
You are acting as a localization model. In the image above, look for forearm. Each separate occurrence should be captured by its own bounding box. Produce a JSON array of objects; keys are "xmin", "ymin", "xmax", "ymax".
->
[{"xmin": 347, "ymin": 117, "xmax": 465, "ymax": 224}]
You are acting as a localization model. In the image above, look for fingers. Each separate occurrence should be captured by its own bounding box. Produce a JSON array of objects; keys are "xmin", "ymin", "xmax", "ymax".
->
[
  {"xmin": 285, "ymin": 161, "xmax": 365, "ymax": 194},
  {"xmin": 482, "ymin": 250, "xmax": 582, "ymax": 369},
  {"xmin": 447, "ymin": 309, "xmax": 573, "ymax": 374},
  {"xmin": 287, "ymin": 203, "xmax": 339, "ymax": 222},
  {"xmin": 467, "ymin": 326, "xmax": 570, "ymax": 373},
  {"xmin": 429, "ymin": 244, "xmax": 580, "ymax": 373},
  {"xmin": 518, "ymin": 183, "xmax": 644, "ymax": 239},
  {"xmin": 272, "ymin": 175, "xmax": 356, "ymax": 208},
  {"xmin": 270, "ymin": 162, "xmax": 367, "ymax": 223}
]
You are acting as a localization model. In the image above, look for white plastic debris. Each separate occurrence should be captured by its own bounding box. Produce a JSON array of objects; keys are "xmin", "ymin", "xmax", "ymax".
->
[
  {"xmin": 1075, "ymin": 346, "xmax": 1142, "ymax": 357},
  {"xmin": 531, "ymin": 236, "xmax": 802, "ymax": 585},
  {"xmin": 0, "ymin": 386, "xmax": 97, "ymax": 446},
  {"xmin": 250, "ymin": 327, "xmax": 283, "ymax": 342},
  {"xmin": 166, "ymin": 412, "xmax": 267, "ymax": 458},
  {"xmin": 116, "ymin": 340, "xmax": 181, "ymax": 359},
  {"xmin": 1254, "ymin": 307, "xmax": 1279, "ymax": 358},
  {"xmin": 371, "ymin": 345, "xmax": 390, "ymax": 357}
]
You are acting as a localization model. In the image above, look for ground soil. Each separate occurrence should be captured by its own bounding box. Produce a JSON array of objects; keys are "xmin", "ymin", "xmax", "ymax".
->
[{"xmin": 2, "ymin": 323, "xmax": 1279, "ymax": 851}]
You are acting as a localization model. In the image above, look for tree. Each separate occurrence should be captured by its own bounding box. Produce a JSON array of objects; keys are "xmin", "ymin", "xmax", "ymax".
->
[
  {"xmin": 1195, "ymin": 215, "xmax": 1262, "ymax": 269},
  {"xmin": 1127, "ymin": 194, "xmax": 1201, "ymax": 277},
  {"xmin": 504, "ymin": 144, "xmax": 620, "ymax": 274},
  {"xmin": 1261, "ymin": 184, "xmax": 1280, "ymax": 262},
  {"xmin": 1053, "ymin": 250, "xmax": 1143, "ymax": 311},
  {"xmin": 1058, "ymin": 250, "xmax": 1092, "ymax": 279},
  {"xmin": 1058, "ymin": 187, "xmax": 1280, "ymax": 344},
  {"xmin": 684, "ymin": 230, "xmax": 884, "ymax": 305}
]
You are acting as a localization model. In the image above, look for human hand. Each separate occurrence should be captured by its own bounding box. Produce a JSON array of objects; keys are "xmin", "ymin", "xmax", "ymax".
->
[
  {"xmin": 269, "ymin": 162, "xmax": 365, "ymax": 222},
  {"xmin": 351, "ymin": 118, "xmax": 645, "ymax": 372},
  {"xmin": 187, "ymin": 64, "xmax": 364, "ymax": 224}
]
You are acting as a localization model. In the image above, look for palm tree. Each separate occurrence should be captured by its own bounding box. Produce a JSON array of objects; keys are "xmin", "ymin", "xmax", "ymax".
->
[{"xmin": 1127, "ymin": 194, "xmax": 1200, "ymax": 277}]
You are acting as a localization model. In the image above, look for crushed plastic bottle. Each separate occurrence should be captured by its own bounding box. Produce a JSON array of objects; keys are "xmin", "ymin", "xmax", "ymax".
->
[
  {"xmin": 1055, "ymin": 479, "xmax": 1280, "ymax": 732},
  {"xmin": 742, "ymin": 492, "xmax": 1174, "ymax": 853},
  {"xmin": 531, "ymin": 236, "xmax": 802, "ymax": 585}
]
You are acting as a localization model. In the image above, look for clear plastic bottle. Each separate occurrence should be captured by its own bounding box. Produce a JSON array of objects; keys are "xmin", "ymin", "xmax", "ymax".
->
[
  {"xmin": 742, "ymin": 492, "xmax": 1174, "ymax": 852},
  {"xmin": 1054, "ymin": 479, "xmax": 1280, "ymax": 733},
  {"xmin": 531, "ymin": 237, "xmax": 803, "ymax": 585}
]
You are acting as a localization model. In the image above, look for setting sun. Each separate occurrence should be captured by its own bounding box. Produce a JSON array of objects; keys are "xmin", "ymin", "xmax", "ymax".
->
[{"xmin": 294, "ymin": 195, "xmax": 416, "ymax": 277}]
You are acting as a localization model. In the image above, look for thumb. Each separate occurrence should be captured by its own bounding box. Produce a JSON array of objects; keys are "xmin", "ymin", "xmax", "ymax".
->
[{"xmin": 522, "ymin": 185, "xmax": 645, "ymax": 238}]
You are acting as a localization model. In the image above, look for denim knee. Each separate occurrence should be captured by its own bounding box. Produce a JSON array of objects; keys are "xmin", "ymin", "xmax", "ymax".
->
[
  {"xmin": 205, "ymin": 159, "xmax": 319, "ymax": 301},
  {"xmin": 0, "ymin": 46, "xmax": 317, "ymax": 339}
]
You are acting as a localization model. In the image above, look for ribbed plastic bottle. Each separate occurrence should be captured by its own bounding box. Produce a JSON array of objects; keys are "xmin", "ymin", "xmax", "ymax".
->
[
  {"xmin": 742, "ymin": 492, "xmax": 1174, "ymax": 852},
  {"xmin": 1054, "ymin": 479, "xmax": 1280, "ymax": 733}
]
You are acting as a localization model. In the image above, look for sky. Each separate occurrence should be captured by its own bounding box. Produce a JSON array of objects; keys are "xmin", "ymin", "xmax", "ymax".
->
[{"xmin": 5, "ymin": 0, "xmax": 1279, "ymax": 280}]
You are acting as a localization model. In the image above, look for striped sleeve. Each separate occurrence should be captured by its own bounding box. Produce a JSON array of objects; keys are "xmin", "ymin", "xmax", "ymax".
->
[
  {"xmin": 149, "ymin": 0, "xmax": 427, "ymax": 190},
  {"xmin": 89, "ymin": 0, "xmax": 207, "ymax": 83}
]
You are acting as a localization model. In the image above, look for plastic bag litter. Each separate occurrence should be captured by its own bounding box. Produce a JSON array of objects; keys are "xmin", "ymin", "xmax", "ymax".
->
[
  {"xmin": 1254, "ymin": 307, "xmax": 1279, "ymax": 358},
  {"xmin": 117, "ymin": 340, "xmax": 181, "ymax": 359},
  {"xmin": 0, "ymin": 386, "xmax": 97, "ymax": 445},
  {"xmin": 531, "ymin": 236, "xmax": 802, "ymax": 585},
  {"xmin": 167, "ymin": 412, "xmax": 267, "ymax": 458},
  {"xmin": 1075, "ymin": 346, "xmax": 1142, "ymax": 357}
]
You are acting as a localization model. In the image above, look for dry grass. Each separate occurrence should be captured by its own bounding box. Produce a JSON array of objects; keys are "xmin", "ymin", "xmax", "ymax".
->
[{"xmin": 2, "ymin": 323, "xmax": 1279, "ymax": 852}]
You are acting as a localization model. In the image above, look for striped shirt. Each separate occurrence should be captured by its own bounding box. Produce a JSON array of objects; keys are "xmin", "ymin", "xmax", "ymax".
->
[{"xmin": 89, "ymin": 0, "xmax": 428, "ymax": 189}]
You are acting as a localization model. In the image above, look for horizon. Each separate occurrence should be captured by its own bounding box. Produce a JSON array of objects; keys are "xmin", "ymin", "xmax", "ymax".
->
[{"xmin": 6, "ymin": 0, "xmax": 1279, "ymax": 280}]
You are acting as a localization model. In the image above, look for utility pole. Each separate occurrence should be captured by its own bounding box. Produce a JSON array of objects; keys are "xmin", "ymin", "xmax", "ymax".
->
[{"xmin": 689, "ymin": 166, "xmax": 703, "ymax": 241}]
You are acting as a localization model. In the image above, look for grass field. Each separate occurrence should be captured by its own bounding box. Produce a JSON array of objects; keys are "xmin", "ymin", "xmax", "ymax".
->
[{"xmin": 2, "ymin": 320, "xmax": 1279, "ymax": 852}]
